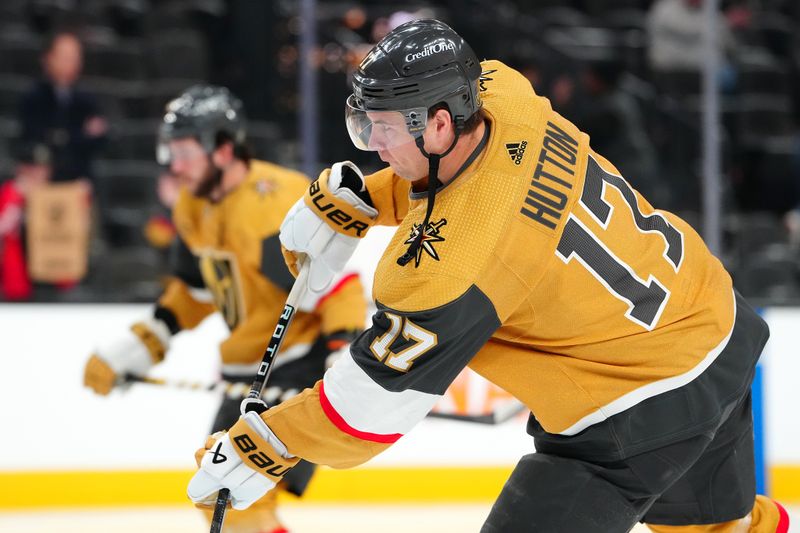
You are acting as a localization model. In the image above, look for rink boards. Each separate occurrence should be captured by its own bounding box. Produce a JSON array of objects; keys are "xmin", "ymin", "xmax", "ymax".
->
[{"xmin": 0, "ymin": 301, "xmax": 798, "ymax": 508}]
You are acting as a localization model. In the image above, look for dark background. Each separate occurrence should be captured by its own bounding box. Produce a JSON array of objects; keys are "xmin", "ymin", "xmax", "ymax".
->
[{"xmin": 1, "ymin": 0, "xmax": 799, "ymax": 303}]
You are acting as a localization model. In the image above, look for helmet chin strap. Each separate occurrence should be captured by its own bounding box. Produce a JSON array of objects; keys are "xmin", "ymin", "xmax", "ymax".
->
[{"xmin": 397, "ymin": 129, "xmax": 461, "ymax": 266}]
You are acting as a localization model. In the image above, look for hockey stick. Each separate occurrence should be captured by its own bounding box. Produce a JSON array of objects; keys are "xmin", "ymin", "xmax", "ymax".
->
[
  {"xmin": 206, "ymin": 260, "xmax": 310, "ymax": 533},
  {"xmin": 124, "ymin": 374, "xmax": 288, "ymax": 405},
  {"xmin": 126, "ymin": 375, "xmax": 528, "ymax": 425},
  {"xmin": 428, "ymin": 400, "xmax": 527, "ymax": 425},
  {"xmin": 124, "ymin": 375, "xmax": 252, "ymax": 398}
]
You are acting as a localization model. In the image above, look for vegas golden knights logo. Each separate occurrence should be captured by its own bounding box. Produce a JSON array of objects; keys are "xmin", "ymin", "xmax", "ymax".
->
[
  {"xmin": 403, "ymin": 218, "xmax": 447, "ymax": 267},
  {"xmin": 199, "ymin": 250, "xmax": 245, "ymax": 329}
]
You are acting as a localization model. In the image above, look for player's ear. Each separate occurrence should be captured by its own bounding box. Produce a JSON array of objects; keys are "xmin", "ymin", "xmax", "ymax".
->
[
  {"xmin": 433, "ymin": 108, "xmax": 452, "ymax": 134},
  {"xmin": 212, "ymin": 141, "xmax": 235, "ymax": 167},
  {"xmin": 428, "ymin": 108, "xmax": 455, "ymax": 151}
]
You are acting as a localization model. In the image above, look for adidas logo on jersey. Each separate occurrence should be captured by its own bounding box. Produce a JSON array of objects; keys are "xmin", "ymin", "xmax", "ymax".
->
[{"xmin": 506, "ymin": 141, "xmax": 528, "ymax": 165}]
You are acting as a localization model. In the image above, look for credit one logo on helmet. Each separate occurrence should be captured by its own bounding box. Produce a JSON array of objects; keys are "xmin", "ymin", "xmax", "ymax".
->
[{"xmin": 405, "ymin": 42, "xmax": 456, "ymax": 63}]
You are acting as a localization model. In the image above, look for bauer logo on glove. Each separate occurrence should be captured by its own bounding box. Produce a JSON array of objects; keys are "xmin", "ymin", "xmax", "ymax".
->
[
  {"xmin": 307, "ymin": 178, "xmax": 370, "ymax": 237},
  {"xmin": 232, "ymin": 433, "xmax": 293, "ymax": 478},
  {"xmin": 305, "ymin": 162, "xmax": 376, "ymax": 238},
  {"xmin": 188, "ymin": 411, "xmax": 300, "ymax": 511},
  {"xmin": 280, "ymin": 161, "xmax": 378, "ymax": 296}
]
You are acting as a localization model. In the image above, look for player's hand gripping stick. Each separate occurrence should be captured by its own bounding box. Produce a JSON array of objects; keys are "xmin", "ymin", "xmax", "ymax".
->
[{"xmin": 208, "ymin": 259, "xmax": 310, "ymax": 533}]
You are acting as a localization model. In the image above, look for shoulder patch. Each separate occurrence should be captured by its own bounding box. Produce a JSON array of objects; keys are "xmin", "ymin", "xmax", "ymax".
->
[
  {"xmin": 403, "ymin": 218, "xmax": 447, "ymax": 267},
  {"xmin": 253, "ymin": 178, "xmax": 277, "ymax": 197}
]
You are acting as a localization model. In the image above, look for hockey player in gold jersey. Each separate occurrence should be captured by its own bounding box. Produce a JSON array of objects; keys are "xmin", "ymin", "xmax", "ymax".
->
[
  {"xmin": 188, "ymin": 22, "xmax": 790, "ymax": 533},
  {"xmin": 83, "ymin": 86, "xmax": 367, "ymax": 533}
]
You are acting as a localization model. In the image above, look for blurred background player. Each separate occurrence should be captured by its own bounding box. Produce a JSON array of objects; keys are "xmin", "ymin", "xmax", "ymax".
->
[
  {"xmin": 83, "ymin": 85, "xmax": 367, "ymax": 533},
  {"xmin": 191, "ymin": 20, "xmax": 788, "ymax": 533}
]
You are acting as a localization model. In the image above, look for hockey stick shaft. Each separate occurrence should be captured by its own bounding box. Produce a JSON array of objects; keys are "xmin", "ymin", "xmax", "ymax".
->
[
  {"xmin": 125, "ymin": 375, "xmax": 228, "ymax": 393},
  {"xmin": 209, "ymin": 261, "xmax": 309, "ymax": 533},
  {"xmin": 124, "ymin": 375, "xmax": 257, "ymax": 401},
  {"xmin": 428, "ymin": 401, "xmax": 527, "ymax": 425}
]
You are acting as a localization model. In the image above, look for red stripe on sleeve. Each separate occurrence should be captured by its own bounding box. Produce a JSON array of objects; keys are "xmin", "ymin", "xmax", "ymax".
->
[
  {"xmin": 774, "ymin": 499, "xmax": 790, "ymax": 533},
  {"xmin": 318, "ymin": 380, "xmax": 403, "ymax": 444},
  {"xmin": 314, "ymin": 273, "xmax": 360, "ymax": 310}
]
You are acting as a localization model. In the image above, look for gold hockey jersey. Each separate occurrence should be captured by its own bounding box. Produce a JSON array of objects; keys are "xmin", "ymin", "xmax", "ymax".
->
[
  {"xmin": 157, "ymin": 160, "xmax": 367, "ymax": 375},
  {"xmin": 257, "ymin": 62, "xmax": 767, "ymax": 468}
]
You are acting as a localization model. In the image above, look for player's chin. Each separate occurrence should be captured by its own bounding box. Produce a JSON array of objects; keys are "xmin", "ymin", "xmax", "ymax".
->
[
  {"xmin": 176, "ymin": 175, "xmax": 195, "ymax": 191},
  {"xmin": 390, "ymin": 165, "xmax": 424, "ymax": 182},
  {"xmin": 382, "ymin": 158, "xmax": 404, "ymax": 177}
]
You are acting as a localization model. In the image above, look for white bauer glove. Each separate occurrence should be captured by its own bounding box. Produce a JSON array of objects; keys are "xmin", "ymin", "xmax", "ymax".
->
[
  {"xmin": 188, "ymin": 401, "xmax": 299, "ymax": 510},
  {"xmin": 83, "ymin": 317, "xmax": 171, "ymax": 395},
  {"xmin": 280, "ymin": 161, "xmax": 377, "ymax": 301}
]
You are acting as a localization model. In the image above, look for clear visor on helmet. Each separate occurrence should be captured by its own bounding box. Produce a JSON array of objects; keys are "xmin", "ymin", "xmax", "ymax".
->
[
  {"xmin": 156, "ymin": 139, "xmax": 171, "ymax": 165},
  {"xmin": 345, "ymin": 94, "xmax": 427, "ymax": 151},
  {"xmin": 156, "ymin": 120, "xmax": 209, "ymax": 166},
  {"xmin": 157, "ymin": 138, "xmax": 208, "ymax": 165}
]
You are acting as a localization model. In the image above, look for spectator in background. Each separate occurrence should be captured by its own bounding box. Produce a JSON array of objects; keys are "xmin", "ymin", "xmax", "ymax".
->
[
  {"xmin": 647, "ymin": 0, "xmax": 738, "ymax": 92},
  {"xmin": 549, "ymin": 73, "xmax": 579, "ymax": 120},
  {"xmin": 647, "ymin": 0, "xmax": 736, "ymax": 71},
  {"xmin": 18, "ymin": 30, "xmax": 107, "ymax": 190},
  {"xmin": 0, "ymin": 142, "xmax": 52, "ymax": 301},
  {"xmin": 578, "ymin": 58, "xmax": 669, "ymax": 208}
]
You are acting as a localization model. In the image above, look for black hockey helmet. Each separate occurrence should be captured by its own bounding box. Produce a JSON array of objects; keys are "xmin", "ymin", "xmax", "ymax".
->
[
  {"xmin": 157, "ymin": 85, "xmax": 246, "ymax": 164},
  {"xmin": 346, "ymin": 18, "xmax": 482, "ymax": 151}
]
